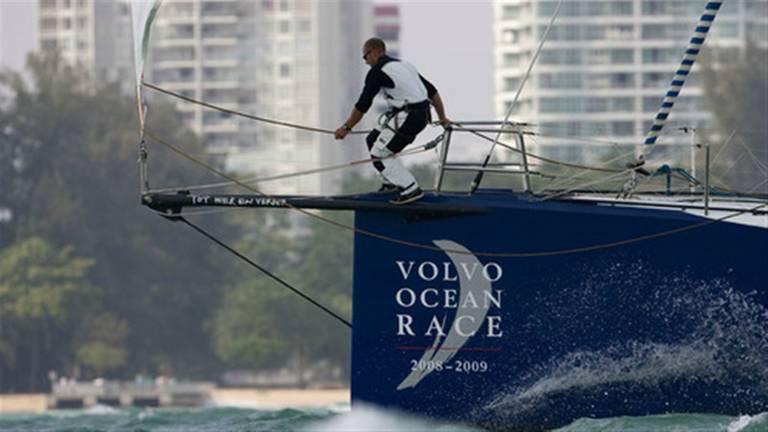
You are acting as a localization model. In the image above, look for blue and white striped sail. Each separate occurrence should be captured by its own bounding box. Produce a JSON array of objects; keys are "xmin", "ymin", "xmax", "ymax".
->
[{"xmin": 642, "ymin": 0, "xmax": 723, "ymax": 148}]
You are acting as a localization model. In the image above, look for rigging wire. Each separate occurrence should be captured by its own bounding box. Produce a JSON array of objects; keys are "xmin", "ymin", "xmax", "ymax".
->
[
  {"xmin": 149, "ymin": 207, "xmax": 245, "ymax": 217},
  {"xmin": 146, "ymin": 79, "xmax": 632, "ymax": 176},
  {"xmin": 175, "ymin": 215, "xmax": 352, "ymax": 329},
  {"xmin": 529, "ymin": 132, "xmax": 635, "ymax": 148},
  {"xmin": 539, "ymin": 170, "xmax": 633, "ymax": 202},
  {"xmin": 145, "ymin": 129, "xmax": 767, "ymax": 258},
  {"xmin": 148, "ymin": 138, "xmax": 438, "ymax": 194},
  {"xmin": 143, "ymin": 82, "xmax": 370, "ymax": 136},
  {"xmin": 711, "ymin": 130, "xmax": 738, "ymax": 169},
  {"xmin": 748, "ymin": 178, "xmax": 768, "ymax": 194},
  {"xmin": 450, "ymin": 123, "xmax": 625, "ymax": 174},
  {"xmin": 469, "ymin": 0, "xmax": 565, "ymax": 193},
  {"xmin": 539, "ymin": 149, "xmax": 637, "ymax": 195},
  {"xmin": 737, "ymin": 136, "xmax": 768, "ymax": 175}
]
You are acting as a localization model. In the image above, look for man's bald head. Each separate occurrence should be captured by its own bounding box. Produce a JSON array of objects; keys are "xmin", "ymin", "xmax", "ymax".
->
[
  {"xmin": 362, "ymin": 38, "xmax": 387, "ymax": 66},
  {"xmin": 363, "ymin": 37, "xmax": 386, "ymax": 53}
]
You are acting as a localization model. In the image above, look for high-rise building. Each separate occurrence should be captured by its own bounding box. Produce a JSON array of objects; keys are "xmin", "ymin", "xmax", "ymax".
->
[
  {"xmin": 37, "ymin": 0, "xmax": 373, "ymax": 195},
  {"xmin": 371, "ymin": 4, "xmax": 400, "ymax": 116},
  {"xmin": 147, "ymin": 0, "xmax": 248, "ymax": 149},
  {"xmin": 494, "ymin": 0, "xmax": 768, "ymax": 164},
  {"xmin": 38, "ymin": 0, "xmax": 133, "ymax": 87},
  {"xmin": 148, "ymin": 0, "xmax": 372, "ymax": 195},
  {"xmin": 374, "ymin": 4, "xmax": 400, "ymax": 57}
]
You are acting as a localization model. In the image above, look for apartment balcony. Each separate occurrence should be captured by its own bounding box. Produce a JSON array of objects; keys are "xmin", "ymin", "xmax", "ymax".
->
[
  {"xmin": 202, "ymin": 80, "xmax": 239, "ymax": 90},
  {"xmin": 159, "ymin": 15, "xmax": 196, "ymax": 25},
  {"xmin": 203, "ymin": 123, "xmax": 239, "ymax": 134},
  {"xmin": 153, "ymin": 60, "xmax": 198, "ymax": 69},
  {"xmin": 156, "ymin": 81, "xmax": 199, "ymax": 92},
  {"xmin": 201, "ymin": 38, "xmax": 238, "ymax": 46},
  {"xmin": 153, "ymin": 38, "xmax": 197, "ymax": 48},
  {"xmin": 201, "ymin": 15, "xmax": 238, "ymax": 25},
  {"xmin": 173, "ymin": 103, "xmax": 199, "ymax": 113},
  {"xmin": 201, "ymin": 59, "xmax": 238, "ymax": 68}
]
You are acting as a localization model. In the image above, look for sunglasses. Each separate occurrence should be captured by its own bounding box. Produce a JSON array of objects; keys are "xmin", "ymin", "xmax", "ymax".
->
[{"xmin": 362, "ymin": 50, "xmax": 372, "ymax": 60}]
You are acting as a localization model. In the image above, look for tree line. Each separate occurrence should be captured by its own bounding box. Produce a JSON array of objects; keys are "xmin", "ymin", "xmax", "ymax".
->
[{"xmin": 0, "ymin": 52, "xmax": 355, "ymax": 392}]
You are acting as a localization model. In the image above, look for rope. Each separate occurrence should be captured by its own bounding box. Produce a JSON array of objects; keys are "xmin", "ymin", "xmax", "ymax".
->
[
  {"xmin": 145, "ymin": 78, "xmax": 625, "ymax": 177},
  {"xmin": 143, "ymin": 82, "xmax": 370, "ymax": 135},
  {"xmin": 451, "ymin": 123, "xmax": 625, "ymax": 174},
  {"xmin": 176, "ymin": 216, "xmax": 352, "ymax": 329},
  {"xmin": 539, "ymin": 169, "xmax": 634, "ymax": 202},
  {"xmin": 148, "ymin": 139, "xmax": 437, "ymax": 194},
  {"xmin": 144, "ymin": 129, "xmax": 766, "ymax": 258}
]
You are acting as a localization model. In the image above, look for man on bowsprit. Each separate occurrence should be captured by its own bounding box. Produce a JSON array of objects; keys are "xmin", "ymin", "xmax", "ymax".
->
[{"xmin": 334, "ymin": 37, "xmax": 450, "ymax": 205}]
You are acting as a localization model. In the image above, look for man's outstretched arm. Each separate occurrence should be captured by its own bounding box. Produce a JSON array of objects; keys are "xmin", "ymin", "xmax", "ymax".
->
[
  {"xmin": 430, "ymin": 92, "xmax": 450, "ymax": 126},
  {"xmin": 420, "ymin": 74, "xmax": 450, "ymax": 126},
  {"xmin": 335, "ymin": 107, "xmax": 364, "ymax": 139}
]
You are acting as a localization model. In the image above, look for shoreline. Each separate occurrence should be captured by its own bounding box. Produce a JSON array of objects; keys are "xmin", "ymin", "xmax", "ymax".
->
[{"xmin": 0, "ymin": 388, "xmax": 350, "ymax": 413}]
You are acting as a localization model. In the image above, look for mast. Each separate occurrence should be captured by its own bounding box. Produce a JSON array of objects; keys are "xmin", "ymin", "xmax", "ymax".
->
[
  {"xmin": 622, "ymin": 0, "xmax": 724, "ymax": 197},
  {"xmin": 641, "ymin": 0, "xmax": 724, "ymax": 152}
]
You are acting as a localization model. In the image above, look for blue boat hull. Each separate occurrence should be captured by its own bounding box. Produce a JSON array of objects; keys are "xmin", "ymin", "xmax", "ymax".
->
[{"xmin": 350, "ymin": 192, "xmax": 768, "ymax": 430}]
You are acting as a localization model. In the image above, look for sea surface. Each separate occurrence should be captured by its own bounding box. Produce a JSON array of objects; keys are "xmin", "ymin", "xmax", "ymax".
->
[{"xmin": 0, "ymin": 405, "xmax": 765, "ymax": 432}]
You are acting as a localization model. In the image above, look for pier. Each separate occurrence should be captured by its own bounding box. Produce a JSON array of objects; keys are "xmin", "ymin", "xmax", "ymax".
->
[{"xmin": 48, "ymin": 379, "xmax": 214, "ymax": 409}]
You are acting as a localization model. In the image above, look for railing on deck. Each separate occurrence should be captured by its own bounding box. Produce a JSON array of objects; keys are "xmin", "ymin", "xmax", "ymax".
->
[{"xmin": 433, "ymin": 121, "xmax": 534, "ymax": 194}]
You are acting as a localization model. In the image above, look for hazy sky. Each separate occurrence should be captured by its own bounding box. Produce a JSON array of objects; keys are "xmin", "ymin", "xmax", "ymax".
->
[
  {"xmin": 0, "ymin": 0, "xmax": 38, "ymax": 72},
  {"xmin": 391, "ymin": 0, "xmax": 495, "ymax": 121}
]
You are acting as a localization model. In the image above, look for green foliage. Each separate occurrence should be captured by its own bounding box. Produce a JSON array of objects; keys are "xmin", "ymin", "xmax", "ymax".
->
[
  {"xmin": 0, "ymin": 237, "xmax": 97, "ymax": 389},
  {"xmin": 75, "ymin": 312, "xmax": 129, "ymax": 375},
  {"xmin": 0, "ymin": 50, "xmax": 234, "ymax": 390},
  {"xmin": 211, "ymin": 209, "xmax": 354, "ymax": 378},
  {"xmin": 213, "ymin": 281, "xmax": 298, "ymax": 368},
  {"xmin": 211, "ymin": 171, "xmax": 372, "ymax": 378},
  {"xmin": 0, "ymin": 237, "xmax": 94, "ymax": 322}
]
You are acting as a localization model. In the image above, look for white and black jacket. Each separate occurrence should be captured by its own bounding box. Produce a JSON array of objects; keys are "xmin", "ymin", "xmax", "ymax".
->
[{"xmin": 355, "ymin": 55, "xmax": 438, "ymax": 113}]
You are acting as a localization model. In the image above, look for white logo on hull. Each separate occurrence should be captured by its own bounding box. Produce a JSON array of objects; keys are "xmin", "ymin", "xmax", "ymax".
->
[{"xmin": 396, "ymin": 240, "xmax": 495, "ymax": 390}]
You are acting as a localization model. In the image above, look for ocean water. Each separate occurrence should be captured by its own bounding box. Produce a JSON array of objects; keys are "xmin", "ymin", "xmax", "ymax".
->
[{"xmin": 0, "ymin": 405, "xmax": 765, "ymax": 432}]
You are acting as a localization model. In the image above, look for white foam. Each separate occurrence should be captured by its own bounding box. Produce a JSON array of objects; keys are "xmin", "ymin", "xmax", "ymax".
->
[
  {"xmin": 486, "ymin": 267, "xmax": 768, "ymax": 416},
  {"xmin": 301, "ymin": 404, "xmax": 483, "ymax": 432},
  {"xmin": 82, "ymin": 404, "xmax": 121, "ymax": 415},
  {"xmin": 727, "ymin": 412, "xmax": 767, "ymax": 432},
  {"xmin": 488, "ymin": 340, "xmax": 721, "ymax": 412}
]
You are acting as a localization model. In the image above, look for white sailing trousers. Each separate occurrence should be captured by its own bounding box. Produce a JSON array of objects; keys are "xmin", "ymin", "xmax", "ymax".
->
[{"xmin": 367, "ymin": 110, "xmax": 428, "ymax": 194}]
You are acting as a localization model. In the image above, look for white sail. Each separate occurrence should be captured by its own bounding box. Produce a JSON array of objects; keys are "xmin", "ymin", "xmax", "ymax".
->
[{"xmin": 130, "ymin": 0, "xmax": 163, "ymax": 132}]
